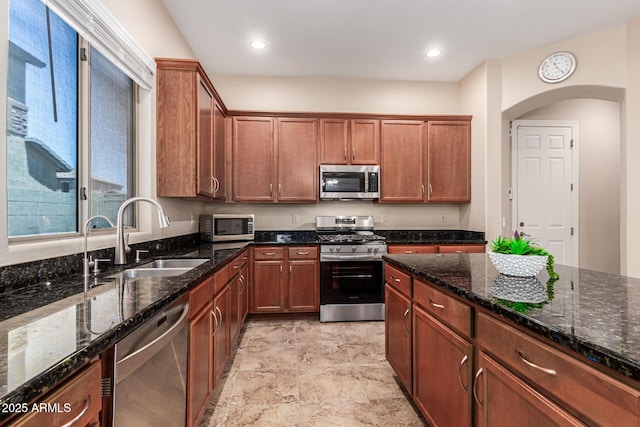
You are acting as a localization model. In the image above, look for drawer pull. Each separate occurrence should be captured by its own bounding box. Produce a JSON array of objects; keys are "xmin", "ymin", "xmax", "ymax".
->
[
  {"xmin": 517, "ymin": 351, "xmax": 557, "ymax": 376},
  {"xmin": 458, "ymin": 355, "xmax": 469, "ymax": 392},
  {"xmin": 404, "ymin": 251, "xmax": 416, "ymax": 254},
  {"xmin": 429, "ymin": 299, "xmax": 445, "ymax": 309},
  {"xmin": 263, "ymin": 252, "xmax": 277, "ymax": 256},
  {"xmin": 233, "ymin": 264, "xmax": 241, "ymax": 269},
  {"xmin": 390, "ymin": 275, "xmax": 401, "ymax": 283},
  {"xmin": 473, "ymin": 368, "xmax": 484, "ymax": 407},
  {"xmin": 61, "ymin": 395, "xmax": 91, "ymax": 427},
  {"xmin": 296, "ymin": 251, "xmax": 310, "ymax": 255},
  {"xmin": 402, "ymin": 308, "xmax": 410, "ymax": 334}
]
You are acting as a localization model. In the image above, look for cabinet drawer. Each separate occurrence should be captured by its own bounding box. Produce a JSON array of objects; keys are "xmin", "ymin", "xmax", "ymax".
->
[
  {"xmin": 388, "ymin": 244, "xmax": 437, "ymax": 254},
  {"xmin": 438, "ymin": 244, "xmax": 485, "ymax": 253},
  {"xmin": 229, "ymin": 250, "xmax": 249, "ymax": 275},
  {"xmin": 214, "ymin": 264, "xmax": 230, "ymax": 294},
  {"xmin": 190, "ymin": 276, "xmax": 214, "ymax": 318},
  {"xmin": 12, "ymin": 361, "xmax": 101, "ymax": 427},
  {"xmin": 253, "ymin": 247, "xmax": 285, "ymax": 260},
  {"xmin": 477, "ymin": 312, "xmax": 640, "ymax": 426},
  {"xmin": 384, "ymin": 264, "xmax": 412, "ymax": 298},
  {"xmin": 413, "ymin": 279, "xmax": 472, "ymax": 338},
  {"xmin": 288, "ymin": 246, "xmax": 318, "ymax": 259}
]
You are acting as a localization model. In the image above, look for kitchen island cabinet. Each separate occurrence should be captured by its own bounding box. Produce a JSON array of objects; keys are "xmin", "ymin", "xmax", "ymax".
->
[
  {"xmin": 384, "ymin": 265, "xmax": 413, "ymax": 391},
  {"xmin": 383, "ymin": 253, "xmax": 640, "ymax": 426}
]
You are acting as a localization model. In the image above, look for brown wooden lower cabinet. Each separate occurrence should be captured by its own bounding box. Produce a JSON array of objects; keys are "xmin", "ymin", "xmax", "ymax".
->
[
  {"xmin": 474, "ymin": 352, "xmax": 583, "ymax": 427},
  {"xmin": 7, "ymin": 361, "xmax": 101, "ymax": 427},
  {"xmin": 388, "ymin": 243, "xmax": 485, "ymax": 254},
  {"xmin": 384, "ymin": 284, "xmax": 412, "ymax": 391},
  {"xmin": 212, "ymin": 285, "xmax": 230, "ymax": 387},
  {"xmin": 251, "ymin": 246, "xmax": 319, "ymax": 314},
  {"xmin": 384, "ymin": 262, "xmax": 640, "ymax": 427},
  {"xmin": 413, "ymin": 305, "xmax": 473, "ymax": 427}
]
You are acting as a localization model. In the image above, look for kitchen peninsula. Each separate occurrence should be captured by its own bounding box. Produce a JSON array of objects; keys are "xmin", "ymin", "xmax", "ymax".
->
[{"xmin": 383, "ymin": 252, "xmax": 640, "ymax": 426}]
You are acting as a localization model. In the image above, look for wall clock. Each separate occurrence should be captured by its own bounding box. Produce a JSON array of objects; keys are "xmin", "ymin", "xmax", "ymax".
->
[{"xmin": 538, "ymin": 51, "xmax": 576, "ymax": 83}]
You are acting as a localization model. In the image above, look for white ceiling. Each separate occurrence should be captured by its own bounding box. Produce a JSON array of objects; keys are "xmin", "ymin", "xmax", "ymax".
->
[{"xmin": 162, "ymin": 0, "xmax": 640, "ymax": 82}]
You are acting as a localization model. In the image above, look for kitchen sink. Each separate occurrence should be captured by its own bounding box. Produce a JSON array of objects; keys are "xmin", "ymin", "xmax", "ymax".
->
[
  {"xmin": 138, "ymin": 259, "xmax": 209, "ymax": 269},
  {"xmin": 108, "ymin": 258, "xmax": 209, "ymax": 279}
]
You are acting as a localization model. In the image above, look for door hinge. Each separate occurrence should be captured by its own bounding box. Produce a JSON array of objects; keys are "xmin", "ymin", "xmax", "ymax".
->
[
  {"xmin": 80, "ymin": 47, "xmax": 87, "ymax": 61},
  {"xmin": 571, "ymin": 227, "xmax": 574, "ymax": 236},
  {"xmin": 570, "ymin": 183, "xmax": 574, "ymax": 191},
  {"xmin": 570, "ymin": 139, "xmax": 574, "ymax": 148}
]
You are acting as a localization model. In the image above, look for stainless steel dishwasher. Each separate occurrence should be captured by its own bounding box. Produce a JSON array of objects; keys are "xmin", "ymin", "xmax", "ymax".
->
[{"xmin": 113, "ymin": 297, "xmax": 189, "ymax": 426}]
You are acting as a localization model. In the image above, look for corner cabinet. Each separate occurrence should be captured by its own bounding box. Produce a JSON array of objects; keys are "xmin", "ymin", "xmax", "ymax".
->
[
  {"xmin": 156, "ymin": 58, "xmax": 226, "ymax": 200},
  {"xmin": 379, "ymin": 119, "xmax": 471, "ymax": 203},
  {"xmin": 233, "ymin": 117, "xmax": 318, "ymax": 202}
]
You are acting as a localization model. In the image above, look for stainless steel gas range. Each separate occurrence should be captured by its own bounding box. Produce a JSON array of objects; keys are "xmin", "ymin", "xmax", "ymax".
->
[{"xmin": 316, "ymin": 215, "xmax": 387, "ymax": 322}]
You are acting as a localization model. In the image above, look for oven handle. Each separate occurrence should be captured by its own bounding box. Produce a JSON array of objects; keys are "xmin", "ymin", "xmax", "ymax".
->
[{"xmin": 320, "ymin": 255, "xmax": 383, "ymax": 261}]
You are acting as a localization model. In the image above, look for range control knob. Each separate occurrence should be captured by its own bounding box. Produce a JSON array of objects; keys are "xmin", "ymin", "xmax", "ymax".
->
[
  {"xmin": 367, "ymin": 247, "xmax": 373, "ymax": 253},
  {"xmin": 335, "ymin": 247, "xmax": 341, "ymax": 253},
  {"xmin": 351, "ymin": 247, "xmax": 357, "ymax": 253}
]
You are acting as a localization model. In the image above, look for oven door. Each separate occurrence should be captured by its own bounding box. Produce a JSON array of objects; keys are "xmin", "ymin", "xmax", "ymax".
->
[{"xmin": 319, "ymin": 260, "xmax": 384, "ymax": 305}]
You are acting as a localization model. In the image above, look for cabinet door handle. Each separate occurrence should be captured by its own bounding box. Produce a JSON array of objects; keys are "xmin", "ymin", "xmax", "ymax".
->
[
  {"xmin": 216, "ymin": 306, "xmax": 223, "ymax": 329},
  {"xmin": 421, "ymin": 184, "xmax": 425, "ymax": 196},
  {"xmin": 473, "ymin": 368, "xmax": 484, "ymax": 408},
  {"xmin": 279, "ymin": 183, "xmax": 282, "ymax": 197},
  {"xmin": 429, "ymin": 299, "xmax": 445, "ymax": 310},
  {"xmin": 458, "ymin": 354, "xmax": 469, "ymax": 392},
  {"xmin": 517, "ymin": 351, "xmax": 557, "ymax": 376},
  {"xmin": 289, "ymin": 265, "xmax": 292, "ymax": 273},
  {"xmin": 239, "ymin": 275, "xmax": 246, "ymax": 294},
  {"xmin": 61, "ymin": 395, "xmax": 92, "ymax": 427},
  {"xmin": 211, "ymin": 309, "xmax": 219, "ymax": 336},
  {"xmin": 344, "ymin": 147, "xmax": 347, "ymax": 161},
  {"xmin": 402, "ymin": 308, "xmax": 410, "ymax": 335},
  {"xmin": 352, "ymin": 147, "xmax": 356, "ymax": 161},
  {"xmin": 269, "ymin": 183, "xmax": 273, "ymax": 195}
]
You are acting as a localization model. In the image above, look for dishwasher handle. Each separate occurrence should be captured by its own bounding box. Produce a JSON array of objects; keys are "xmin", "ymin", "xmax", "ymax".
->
[{"xmin": 116, "ymin": 303, "xmax": 189, "ymax": 383}]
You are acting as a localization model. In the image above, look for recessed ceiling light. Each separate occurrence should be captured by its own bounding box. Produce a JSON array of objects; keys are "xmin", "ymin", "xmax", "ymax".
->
[
  {"xmin": 425, "ymin": 48, "xmax": 443, "ymax": 58},
  {"xmin": 250, "ymin": 40, "xmax": 267, "ymax": 50}
]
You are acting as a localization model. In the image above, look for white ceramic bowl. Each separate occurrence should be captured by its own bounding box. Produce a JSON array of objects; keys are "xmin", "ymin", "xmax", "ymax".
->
[{"xmin": 488, "ymin": 252, "xmax": 547, "ymax": 277}]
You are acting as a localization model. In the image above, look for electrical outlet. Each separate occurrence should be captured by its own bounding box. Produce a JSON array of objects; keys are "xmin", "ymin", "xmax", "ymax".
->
[
  {"xmin": 292, "ymin": 214, "xmax": 298, "ymax": 223},
  {"xmin": 381, "ymin": 215, "xmax": 388, "ymax": 223}
]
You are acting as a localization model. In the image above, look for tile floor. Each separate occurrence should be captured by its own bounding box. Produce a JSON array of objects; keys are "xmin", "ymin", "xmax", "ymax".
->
[{"xmin": 198, "ymin": 318, "xmax": 426, "ymax": 426}]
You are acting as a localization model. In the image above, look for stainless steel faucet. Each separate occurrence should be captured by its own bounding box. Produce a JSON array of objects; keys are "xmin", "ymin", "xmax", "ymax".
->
[
  {"xmin": 83, "ymin": 215, "xmax": 115, "ymax": 277},
  {"xmin": 114, "ymin": 197, "xmax": 170, "ymax": 265}
]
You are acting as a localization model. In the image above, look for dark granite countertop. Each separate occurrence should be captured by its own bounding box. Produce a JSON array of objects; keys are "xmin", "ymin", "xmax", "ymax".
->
[
  {"xmin": 383, "ymin": 253, "xmax": 640, "ymax": 383},
  {"xmin": 0, "ymin": 228, "xmax": 484, "ymax": 419},
  {"xmin": 0, "ymin": 242, "xmax": 249, "ymax": 419}
]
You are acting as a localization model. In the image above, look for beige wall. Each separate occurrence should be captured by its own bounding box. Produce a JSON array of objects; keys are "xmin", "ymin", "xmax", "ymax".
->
[{"xmin": 211, "ymin": 75, "xmax": 460, "ymax": 115}]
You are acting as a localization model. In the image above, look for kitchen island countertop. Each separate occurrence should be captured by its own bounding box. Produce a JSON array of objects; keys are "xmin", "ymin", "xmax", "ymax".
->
[{"xmin": 383, "ymin": 253, "xmax": 640, "ymax": 382}]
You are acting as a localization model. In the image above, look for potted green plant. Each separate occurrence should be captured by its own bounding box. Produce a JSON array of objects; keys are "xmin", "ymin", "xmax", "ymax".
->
[{"xmin": 489, "ymin": 231, "xmax": 559, "ymax": 280}]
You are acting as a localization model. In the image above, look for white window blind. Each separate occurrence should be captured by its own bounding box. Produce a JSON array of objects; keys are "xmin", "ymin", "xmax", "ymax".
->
[{"xmin": 40, "ymin": 0, "xmax": 155, "ymax": 90}]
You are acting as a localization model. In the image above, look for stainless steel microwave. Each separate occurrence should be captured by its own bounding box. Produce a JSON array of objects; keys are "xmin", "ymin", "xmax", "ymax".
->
[
  {"xmin": 199, "ymin": 214, "xmax": 254, "ymax": 242},
  {"xmin": 319, "ymin": 165, "xmax": 380, "ymax": 199}
]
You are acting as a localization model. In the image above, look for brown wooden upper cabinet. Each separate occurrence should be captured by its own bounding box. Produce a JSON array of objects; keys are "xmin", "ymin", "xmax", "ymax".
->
[
  {"xmin": 233, "ymin": 117, "xmax": 318, "ymax": 202},
  {"xmin": 379, "ymin": 119, "xmax": 471, "ymax": 203},
  {"xmin": 427, "ymin": 121, "xmax": 471, "ymax": 202},
  {"xmin": 156, "ymin": 58, "xmax": 226, "ymax": 200},
  {"xmin": 320, "ymin": 118, "xmax": 380, "ymax": 165}
]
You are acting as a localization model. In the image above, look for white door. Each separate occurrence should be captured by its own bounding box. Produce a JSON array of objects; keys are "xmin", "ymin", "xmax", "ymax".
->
[{"xmin": 513, "ymin": 121, "xmax": 577, "ymax": 267}]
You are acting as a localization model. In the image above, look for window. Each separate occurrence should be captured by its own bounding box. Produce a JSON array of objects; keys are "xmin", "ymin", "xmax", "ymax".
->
[{"xmin": 6, "ymin": 0, "xmax": 135, "ymax": 238}]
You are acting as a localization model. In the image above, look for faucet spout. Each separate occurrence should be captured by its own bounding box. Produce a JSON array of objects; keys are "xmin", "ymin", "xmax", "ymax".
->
[{"xmin": 114, "ymin": 197, "xmax": 170, "ymax": 265}]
